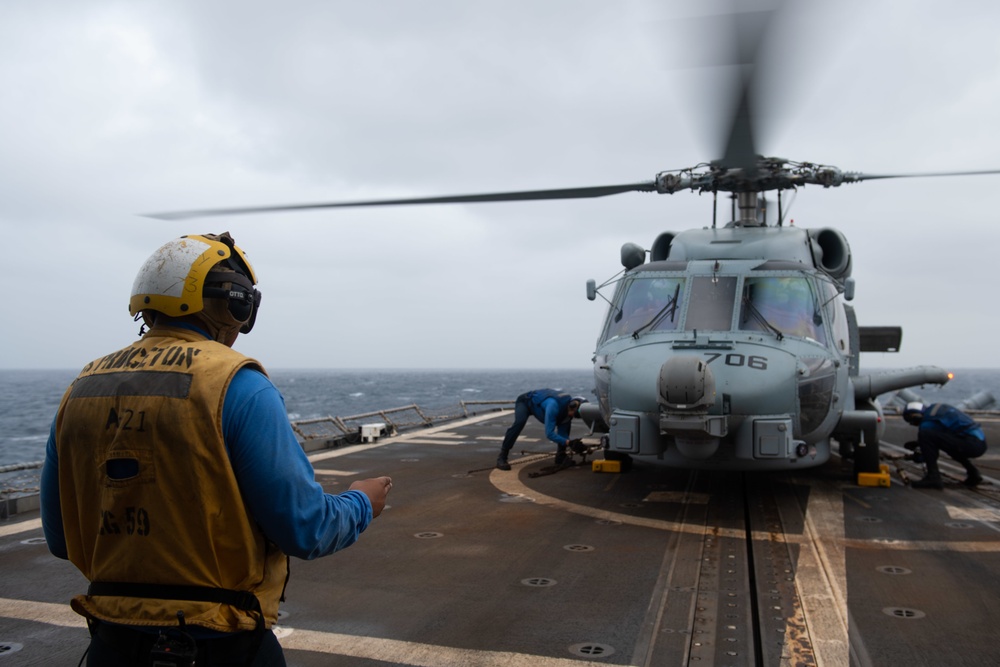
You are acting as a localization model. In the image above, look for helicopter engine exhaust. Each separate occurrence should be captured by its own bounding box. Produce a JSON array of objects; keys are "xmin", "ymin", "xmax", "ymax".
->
[
  {"xmin": 657, "ymin": 356, "xmax": 727, "ymax": 460},
  {"xmin": 650, "ymin": 233, "xmax": 675, "ymax": 261},
  {"xmin": 808, "ymin": 228, "xmax": 852, "ymax": 278}
]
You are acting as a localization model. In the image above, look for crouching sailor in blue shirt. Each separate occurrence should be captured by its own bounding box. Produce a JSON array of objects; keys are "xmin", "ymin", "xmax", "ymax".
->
[
  {"xmin": 41, "ymin": 232, "xmax": 393, "ymax": 666},
  {"xmin": 902, "ymin": 401, "xmax": 988, "ymax": 489},
  {"xmin": 496, "ymin": 389, "xmax": 587, "ymax": 470}
]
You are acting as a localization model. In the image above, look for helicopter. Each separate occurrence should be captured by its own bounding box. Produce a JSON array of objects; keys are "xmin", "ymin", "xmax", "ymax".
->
[{"xmin": 145, "ymin": 5, "xmax": 1000, "ymax": 478}]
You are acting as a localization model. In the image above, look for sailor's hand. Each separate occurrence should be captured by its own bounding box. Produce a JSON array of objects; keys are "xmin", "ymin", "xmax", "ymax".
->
[
  {"xmin": 568, "ymin": 439, "xmax": 586, "ymax": 454},
  {"xmin": 350, "ymin": 476, "xmax": 393, "ymax": 518}
]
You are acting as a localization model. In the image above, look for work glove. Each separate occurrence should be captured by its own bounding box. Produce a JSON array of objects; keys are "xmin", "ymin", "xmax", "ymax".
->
[
  {"xmin": 568, "ymin": 439, "xmax": 586, "ymax": 454},
  {"xmin": 902, "ymin": 441, "xmax": 923, "ymax": 463}
]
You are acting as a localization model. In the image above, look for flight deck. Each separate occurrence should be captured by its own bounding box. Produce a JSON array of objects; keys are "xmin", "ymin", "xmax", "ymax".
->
[{"xmin": 2, "ymin": 412, "xmax": 999, "ymax": 666}]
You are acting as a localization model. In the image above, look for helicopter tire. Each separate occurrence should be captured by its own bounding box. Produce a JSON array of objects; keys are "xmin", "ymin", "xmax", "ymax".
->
[
  {"xmin": 852, "ymin": 437, "xmax": 881, "ymax": 476},
  {"xmin": 838, "ymin": 439, "xmax": 855, "ymax": 460}
]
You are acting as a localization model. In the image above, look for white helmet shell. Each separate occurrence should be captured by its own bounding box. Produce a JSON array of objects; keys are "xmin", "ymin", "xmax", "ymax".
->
[
  {"xmin": 903, "ymin": 401, "xmax": 924, "ymax": 424},
  {"xmin": 129, "ymin": 234, "xmax": 256, "ymax": 318}
]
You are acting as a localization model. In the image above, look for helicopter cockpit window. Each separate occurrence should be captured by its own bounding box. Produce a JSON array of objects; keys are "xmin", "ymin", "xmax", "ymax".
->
[
  {"xmin": 604, "ymin": 277, "xmax": 686, "ymax": 340},
  {"xmin": 684, "ymin": 276, "xmax": 738, "ymax": 331},
  {"xmin": 739, "ymin": 277, "xmax": 828, "ymax": 345},
  {"xmin": 822, "ymin": 281, "xmax": 851, "ymax": 353}
]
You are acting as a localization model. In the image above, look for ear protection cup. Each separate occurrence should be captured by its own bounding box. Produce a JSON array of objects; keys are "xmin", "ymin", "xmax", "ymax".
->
[
  {"xmin": 204, "ymin": 272, "xmax": 261, "ymax": 332},
  {"xmin": 227, "ymin": 289, "xmax": 254, "ymax": 322},
  {"xmin": 232, "ymin": 287, "xmax": 261, "ymax": 333}
]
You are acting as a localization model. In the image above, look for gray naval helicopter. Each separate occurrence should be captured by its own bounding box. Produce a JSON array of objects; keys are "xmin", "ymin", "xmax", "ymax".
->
[
  {"xmin": 147, "ymin": 7, "xmax": 1000, "ymax": 479},
  {"xmin": 580, "ymin": 161, "xmax": 960, "ymax": 476}
]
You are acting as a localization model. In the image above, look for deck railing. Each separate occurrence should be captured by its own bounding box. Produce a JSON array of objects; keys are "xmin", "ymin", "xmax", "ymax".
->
[{"xmin": 290, "ymin": 399, "xmax": 514, "ymax": 442}]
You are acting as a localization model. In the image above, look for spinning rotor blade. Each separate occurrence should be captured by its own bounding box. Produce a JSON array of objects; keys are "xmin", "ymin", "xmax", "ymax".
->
[
  {"xmin": 140, "ymin": 2, "xmax": 1000, "ymax": 224},
  {"xmin": 143, "ymin": 2, "xmax": 794, "ymax": 223},
  {"xmin": 717, "ymin": 7, "xmax": 780, "ymax": 172},
  {"xmin": 144, "ymin": 181, "xmax": 657, "ymax": 220},
  {"xmin": 719, "ymin": 86, "xmax": 757, "ymax": 174},
  {"xmin": 714, "ymin": 2, "xmax": 782, "ymax": 175},
  {"xmin": 847, "ymin": 168, "xmax": 1000, "ymax": 183}
]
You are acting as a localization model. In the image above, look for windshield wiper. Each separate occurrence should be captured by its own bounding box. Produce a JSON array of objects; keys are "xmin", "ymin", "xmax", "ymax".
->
[
  {"xmin": 632, "ymin": 283, "xmax": 682, "ymax": 339},
  {"xmin": 741, "ymin": 294, "xmax": 785, "ymax": 341}
]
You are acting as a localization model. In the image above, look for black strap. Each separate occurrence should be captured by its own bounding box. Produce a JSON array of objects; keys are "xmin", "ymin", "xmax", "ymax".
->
[
  {"xmin": 88, "ymin": 582, "xmax": 266, "ymax": 667},
  {"xmin": 87, "ymin": 582, "xmax": 263, "ymax": 617}
]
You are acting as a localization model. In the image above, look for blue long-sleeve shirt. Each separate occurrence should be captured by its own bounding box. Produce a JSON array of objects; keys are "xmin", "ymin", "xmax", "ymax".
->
[
  {"xmin": 41, "ymin": 366, "xmax": 372, "ymax": 561},
  {"xmin": 521, "ymin": 389, "xmax": 575, "ymax": 447},
  {"xmin": 539, "ymin": 397, "xmax": 572, "ymax": 446}
]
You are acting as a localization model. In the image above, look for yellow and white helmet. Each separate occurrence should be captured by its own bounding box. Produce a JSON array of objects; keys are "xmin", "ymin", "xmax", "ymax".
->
[{"xmin": 129, "ymin": 232, "xmax": 261, "ymax": 332}]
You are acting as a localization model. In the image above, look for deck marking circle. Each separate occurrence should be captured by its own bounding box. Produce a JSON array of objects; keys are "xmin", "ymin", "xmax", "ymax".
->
[
  {"xmin": 499, "ymin": 493, "xmax": 535, "ymax": 503},
  {"xmin": 563, "ymin": 544, "xmax": 595, "ymax": 553},
  {"xmin": 569, "ymin": 642, "xmax": 615, "ymax": 658},
  {"xmin": 945, "ymin": 522, "xmax": 974, "ymax": 529},
  {"xmin": 414, "ymin": 532, "xmax": 443, "ymax": 539},
  {"xmin": 489, "ymin": 466, "xmax": 779, "ymax": 539},
  {"xmin": 0, "ymin": 643, "xmax": 24, "ymax": 655},
  {"xmin": 19, "ymin": 537, "xmax": 46, "ymax": 546},
  {"xmin": 877, "ymin": 566, "xmax": 912, "ymax": 575},
  {"xmin": 489, "ymin": 468, "xmax": 1000, "ymax": 552}
]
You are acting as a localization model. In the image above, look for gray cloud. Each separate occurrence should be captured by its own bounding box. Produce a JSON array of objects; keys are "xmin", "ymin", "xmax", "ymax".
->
[{"xmin": 1, "ymin": 0, "xmax": 997, "ymax": 372}]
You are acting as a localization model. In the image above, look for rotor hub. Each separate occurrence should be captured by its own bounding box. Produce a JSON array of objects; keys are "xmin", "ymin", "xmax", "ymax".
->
[{"xmin": 654, "ymin": 156, "xmax": 857, "ymax": 195}]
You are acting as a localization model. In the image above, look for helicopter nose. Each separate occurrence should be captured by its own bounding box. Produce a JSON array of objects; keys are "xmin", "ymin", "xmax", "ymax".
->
[{"xmin": 657, "ymin": 355, "xmax": 726, "ymax": 459}]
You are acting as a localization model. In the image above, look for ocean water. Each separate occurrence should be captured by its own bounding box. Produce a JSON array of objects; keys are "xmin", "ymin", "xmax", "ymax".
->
[
  {"xmin": 1, "ymin": 366, "xmax": 997, "ymax": 470},
  {"xmin": 0, "ymin": 368, "xmax": 595, "ymax": 469}
]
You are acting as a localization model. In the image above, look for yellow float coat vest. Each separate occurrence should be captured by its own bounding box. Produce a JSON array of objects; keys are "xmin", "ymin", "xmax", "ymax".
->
[{"xmin": 55, "ymin": 326, "xmax": 288, "ymax": 632}]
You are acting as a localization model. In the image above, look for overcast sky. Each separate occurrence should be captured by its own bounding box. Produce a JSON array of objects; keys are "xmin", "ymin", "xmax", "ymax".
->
[{"xmin": 2, "ymin": 0, "xmax": 998, "ymax": 373}]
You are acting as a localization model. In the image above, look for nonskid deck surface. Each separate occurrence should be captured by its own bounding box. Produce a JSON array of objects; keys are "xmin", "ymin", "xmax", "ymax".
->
[{"xmin": 2, "ymin": 413, "xmax": 1000, "ymax": 666}]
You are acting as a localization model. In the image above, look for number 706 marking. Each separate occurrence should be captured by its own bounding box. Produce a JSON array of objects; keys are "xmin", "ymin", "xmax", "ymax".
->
[{"xmin": 703, "ymin": 353, "xmax": 768, "ymax": 370}]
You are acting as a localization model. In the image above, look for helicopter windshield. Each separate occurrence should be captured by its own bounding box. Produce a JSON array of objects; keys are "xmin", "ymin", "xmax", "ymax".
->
[
  {"xmin": 684, "ymin": 276, "xmax": 738, "ymax": 331},
  {"xmin": 739, "ymin": 277, "xmax": 828, "ymax": 345},
  {"xmin": 604, "ymin": 277, "xmax": 685, "ymax": 340}
]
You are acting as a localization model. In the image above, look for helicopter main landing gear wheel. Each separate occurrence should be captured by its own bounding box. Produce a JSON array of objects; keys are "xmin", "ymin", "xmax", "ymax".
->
[{"xmin": 601, "ymin": 436, "xmax": 633, "ymax": 472}]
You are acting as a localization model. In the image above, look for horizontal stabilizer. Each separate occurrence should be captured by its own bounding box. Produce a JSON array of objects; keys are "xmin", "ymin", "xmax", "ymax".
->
[
  {"xmin": 579, "ymin": 402, "xmax": 609, "ymax": 433},
  {"xmin": 852, "ymin": 366, "xmax": 950, "ymax": 401}
]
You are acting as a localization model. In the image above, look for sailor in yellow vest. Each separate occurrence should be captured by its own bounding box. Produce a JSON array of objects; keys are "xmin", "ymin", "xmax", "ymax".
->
[{"xmin": 40, "ymin": 232, "xmax": 393, "ymax": 666}]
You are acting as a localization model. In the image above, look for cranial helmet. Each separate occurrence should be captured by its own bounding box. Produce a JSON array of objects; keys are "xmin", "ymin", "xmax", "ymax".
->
[
  {"xmin": 902, "ymin": 401, "xmax": 924, "ymax": 425},
  {"xmin": 129, "ymin": 232, "xmax": 262, "ymax": 333}
]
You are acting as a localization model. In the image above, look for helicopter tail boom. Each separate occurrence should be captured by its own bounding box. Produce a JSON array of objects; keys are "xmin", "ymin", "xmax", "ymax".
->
[
  {"xmin": 579, "ymin": 401, "xmax": 609, "ymax": 434},
  {"xmin": 852, "ymin": 366, "xmax": 951, "ymax": 402}
]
